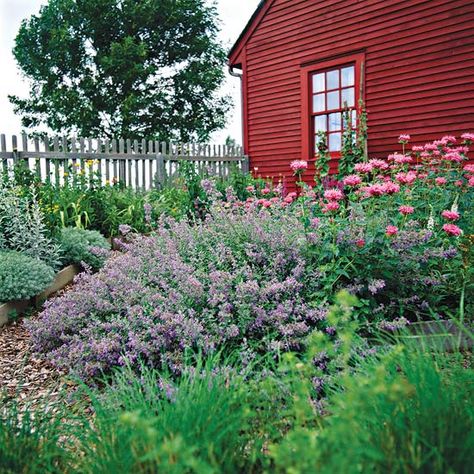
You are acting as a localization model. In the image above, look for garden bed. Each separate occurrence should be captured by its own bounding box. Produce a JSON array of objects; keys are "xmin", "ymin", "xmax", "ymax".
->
[{"xmin": 0, "ymin": 264, "xmax": 81, "ymax": 328}]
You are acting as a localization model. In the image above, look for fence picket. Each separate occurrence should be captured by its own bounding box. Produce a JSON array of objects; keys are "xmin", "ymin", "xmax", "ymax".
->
[{"xmin": 1, "ymin": 134, "xmax": 7, "ymax": 173}]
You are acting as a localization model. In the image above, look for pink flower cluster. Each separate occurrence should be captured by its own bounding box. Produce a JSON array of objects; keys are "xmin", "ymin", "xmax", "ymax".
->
[
  {"xmin": 324, "ymin": 188, "xmax": 344, "ymax": 201},
  {"xmin": 290, "ymin": 160, "xmax": 308, "ymax": 173},
  {"xmin": 343, "ymin": 174, "xmax": 362, "ymax": 186},
  {"xmin": 398, "ymin": 134, "xmax": 411, "ymax": 142},
  {"xmin": 364, "ymin": 181, "xmax": 400, "ymax": 197},
  {"xmin": 354, "ymin": 162, "xmax": 373, "ymax": 173},
  {"xmin": 386, "ymin": 225, "xmax": 398, "ymax": 236},
  {"xmin": 441, "ymin": 210, "xmax": 460, "ymax": 221},
  {"xmin": 399, "ymin": 205, "xmax": 414, "ymax": 216},
  {"xmin": 442, "ymin": 223, "xmax": 462, "ymax": 236},
  {"xmin": 388, "ymin": 153, "xmax": 413, "ymax": 165},
  {"xmin": 461, "ymin": 132, "xmax": 474, "ymax": 141},
  {"xmin": 395, "ymin": 171, "xmax": 417, "ymax": 185}
]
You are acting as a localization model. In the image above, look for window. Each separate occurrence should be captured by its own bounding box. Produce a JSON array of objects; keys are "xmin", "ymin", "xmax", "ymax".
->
[
  {"xmin": 311, "ymin": 64, "xmax": 356, "ymax": 153},
  {"xmin": 300, "ymin": 53, "xmax": 364, "ymax": 160}
]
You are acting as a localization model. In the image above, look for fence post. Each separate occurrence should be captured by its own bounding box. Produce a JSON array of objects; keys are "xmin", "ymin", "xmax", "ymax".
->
[
  {"xmin": 241, "ymin": 155, "xmax": 250, "ymax": 174},
  {"xmin": 155, "ymin": 153, "xmax": 165, "ymax": 188}
]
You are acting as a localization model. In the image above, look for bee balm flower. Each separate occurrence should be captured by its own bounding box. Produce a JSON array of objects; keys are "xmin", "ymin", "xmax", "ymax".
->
[
  {"xmin": 441, "ymin": 210, "xmax": 460, "ymax": 221},
  {"xmin": 354, "ymin": 163, "xmax": 373, "ymax": 173},
  {"xmin": 290, "ymin": 160, "xmax": 308, "ymax": 173},
  {"xmin": 343, "ymin": 174, "xmax": 362, "ymax": 186},
  {"xmin": 399, "ymin": 205, "xmax": 415, "ymax": 215},
  {"xmin": 442, "ymin": 223, "xmax": 462, "ymax": 236},
  {"xmin": 324, "ymin": 188, "xmax": 344, "ymax": 201},
  {"xmin": 385, "ymin": 225, "xmax": 399, "ymax": 236}
]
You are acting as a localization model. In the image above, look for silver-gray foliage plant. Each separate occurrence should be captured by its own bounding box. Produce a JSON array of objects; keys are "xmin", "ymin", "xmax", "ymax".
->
[{"xmin": 0, "ymin": 182, "xmax": 61, "ymax": 269}]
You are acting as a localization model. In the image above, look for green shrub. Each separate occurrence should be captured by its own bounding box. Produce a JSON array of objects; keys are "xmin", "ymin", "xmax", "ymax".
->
[
  {"xmin": 59, "ymin": 227, "xmax": 110, "ymax": 270},
  {"xmin": 0, "ymin": 251, "xmax": 55, "ymax": 303}
]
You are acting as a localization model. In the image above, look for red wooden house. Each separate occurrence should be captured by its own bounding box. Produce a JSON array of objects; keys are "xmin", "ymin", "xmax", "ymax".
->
[{"xmin": 228, "ymin": 0, "xmax": 474, "ymax": 185}]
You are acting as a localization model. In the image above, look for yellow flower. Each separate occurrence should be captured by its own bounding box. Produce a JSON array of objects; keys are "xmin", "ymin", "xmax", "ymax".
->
[
  {"xmin": 74, "ymin": 163, "xmax": 81, "ymax": 168},
  {"xmin": 86, "ymin": 160, "xmax": 94, "ymax": 167},
  {"xmin": 64, "ymin": 172, "xmax": 69, "ymax": 177},
  {"xmin": 105, "ymin": 180, "xmax": 110, "ymax": 185}
]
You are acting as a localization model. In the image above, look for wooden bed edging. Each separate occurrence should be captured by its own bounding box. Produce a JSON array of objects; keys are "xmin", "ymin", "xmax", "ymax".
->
[{"xmin": 0, "ymin": 264, "xmax": 81, "ymax": 328}]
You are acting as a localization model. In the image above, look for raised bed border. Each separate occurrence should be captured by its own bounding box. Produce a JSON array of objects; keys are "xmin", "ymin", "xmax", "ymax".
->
[{"xmin": 0, "ymin": 264, "xmax": 81, "ymax": 328}]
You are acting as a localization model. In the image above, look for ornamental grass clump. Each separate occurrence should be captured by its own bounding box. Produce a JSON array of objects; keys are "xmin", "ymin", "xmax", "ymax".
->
[
  {"xmin": 0, "ymin": 396, "xmax": 75, "ymax": 473},
  {"xmin": 76, "ymin": 358, "xmax": 263, "ymax": 473}
]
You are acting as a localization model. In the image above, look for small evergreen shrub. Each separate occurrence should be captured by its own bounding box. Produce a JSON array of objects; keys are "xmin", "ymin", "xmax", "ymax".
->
[
  {"xmin": 0, "ymin": 251, "xmax": 55, "ymax": 303},
  {"xmin": 59, "ymin": 228, "xmax": 110, "ymax": 270}
]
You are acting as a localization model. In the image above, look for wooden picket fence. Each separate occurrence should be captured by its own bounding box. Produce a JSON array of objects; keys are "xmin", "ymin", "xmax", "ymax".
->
[{"xmin": 0, "ymin": 133, "xmax": 249, "ymax": 189}]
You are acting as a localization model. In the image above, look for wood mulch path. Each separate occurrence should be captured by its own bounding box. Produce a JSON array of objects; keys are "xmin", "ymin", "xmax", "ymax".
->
[{"xmin": 0, "ymin": 311, "xmax": 74, "ymax": 412}]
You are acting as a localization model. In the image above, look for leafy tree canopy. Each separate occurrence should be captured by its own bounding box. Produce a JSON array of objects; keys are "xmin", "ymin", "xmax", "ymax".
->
[{"xmin": 10, "ymin": 0, "xmax": 231, "ymax": 141}]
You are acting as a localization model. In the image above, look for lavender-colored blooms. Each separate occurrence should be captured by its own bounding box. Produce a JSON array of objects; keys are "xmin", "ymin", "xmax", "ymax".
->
[
  {"xmin": 144, "ymin": 203, "xmax": 152, "ymax": 224},
  {"xmin": 27, "ymin": 206, "xmax": 326, "ymax": 381},
  {"xmin": 368, "ymin": 279, "xmax": 386, "ymax": 295},
  {"xmin": 118, "ymin": 224, "xmax": 132, "ymax": 235},
  {"xmin": 377, "ymin": 317, "xmax": 410, "ymax": 332}
]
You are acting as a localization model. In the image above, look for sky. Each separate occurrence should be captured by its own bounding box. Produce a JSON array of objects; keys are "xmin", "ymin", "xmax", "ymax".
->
[{"xmin": 0, "ymin": 0, "xmax": 260, "ymax": 144}]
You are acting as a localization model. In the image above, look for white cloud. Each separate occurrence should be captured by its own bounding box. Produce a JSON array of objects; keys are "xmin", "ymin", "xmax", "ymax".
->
[{"xmin": 0, "ymin": 0, "xmax": 259, "ymax": 144}]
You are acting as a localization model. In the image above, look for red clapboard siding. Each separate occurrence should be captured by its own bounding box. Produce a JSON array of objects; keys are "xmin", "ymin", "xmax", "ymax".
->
[{"xmin": 228, "ymin": 0, "xmax": 474, "ymax": 184}]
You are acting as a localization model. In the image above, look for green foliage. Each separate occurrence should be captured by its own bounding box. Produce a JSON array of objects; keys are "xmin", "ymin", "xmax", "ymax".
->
[
  {"xmin": 10, "ymin": 0, "xmax": 230, "ymax": 141},
  {"xmin": 0, "ymin": 397, "xmax": 74, "ymax": 474},
  {"xmin": 270, "ymin": 314, "xmax": 474, "ymax": 474},
  {"xmin": 338, "ymin": 101, "xmax": 368, "ymax": 179},
  {"xmin": 78, "ymin": 358, "xmax": 259, "ymax": 473},
  {"xmin": 314, "ymin": 130, "xmax": 331, "ymax": 185},
  {"xmin": 0, "ymin": 251, "xmax": 55, "ymax": 303},
  {"xmin": 272, "ymin": 347, "xmax": 474, "ymax": 473},
  {"xmin": 59, "ymin": 227, "xmax": 110, "ymax": 270}
]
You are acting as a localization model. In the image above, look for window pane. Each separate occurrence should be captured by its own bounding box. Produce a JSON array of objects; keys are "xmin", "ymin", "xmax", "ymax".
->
[
  {"xmin": 327, "ymin": 91, "xmax": 339, "ymax": 110},
  {"xmin": 312, "ymin": 73, "xmax": 325, "ymax": 93},
  {"xmin": 314, "ymin": 115, "xmax": 327, "ymax": 132},
  {"xmin": 329, "ymin": 132, "xmax": 342, "ymax": 152},
  {"xmin": 341, "ymin": 87, "xmax": 355, "ymax": 108},
  {"xmin": 341, "ymin": 66, "xmax": 355, "ymax": 87},
  {"xmin": 328, "ymin": 112, "xmax": 341, "ymax": 131},
  {"xmin": 313, "ymin": 93, "xmax": 325, "ymax": 113},
  {"xmin": 326, "ymin": 69, "xmax": 339, "ymax": 89}
]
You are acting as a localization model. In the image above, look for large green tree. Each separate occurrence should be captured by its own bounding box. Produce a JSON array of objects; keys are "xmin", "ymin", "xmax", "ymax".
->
[{"xmin": 10, "ymin": 0, "xmax": 230, "ymax": 141}]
